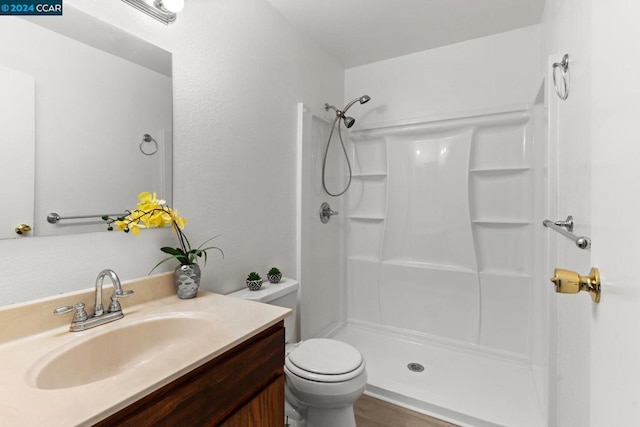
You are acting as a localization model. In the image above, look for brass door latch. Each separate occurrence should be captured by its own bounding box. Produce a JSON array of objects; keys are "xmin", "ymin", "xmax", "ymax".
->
[
  {"xmin": 550, "ymin": 267, "xmax": 601, "ymax": 303},
  {"xmin": 14, "ymin": 224, "xmax": 32, "ymax": 235}
]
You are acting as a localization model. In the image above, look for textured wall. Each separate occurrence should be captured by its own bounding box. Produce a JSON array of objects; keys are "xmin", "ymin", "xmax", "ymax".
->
[{"xmin": 0, "ymin": 0, "xmax": 343, "ymax": 307}]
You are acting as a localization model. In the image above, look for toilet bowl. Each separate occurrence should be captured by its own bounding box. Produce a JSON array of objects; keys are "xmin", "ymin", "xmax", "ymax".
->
[
  {"xmin": 284, "ymin": 338, "xmax": 367, "ymax": 427},
  {"xmin": 227, "ymin": 279, "xmax": 367, "ymax": 427}
]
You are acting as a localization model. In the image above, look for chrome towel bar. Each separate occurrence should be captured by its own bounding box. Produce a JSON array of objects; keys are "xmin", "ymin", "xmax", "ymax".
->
[
  {"xmin": 543, "ymin": 215, "xmax": 591, "ymax": 249},
  {"xmin": 47, "ymin": 212, "xmax": 127, "ymax": 224}
]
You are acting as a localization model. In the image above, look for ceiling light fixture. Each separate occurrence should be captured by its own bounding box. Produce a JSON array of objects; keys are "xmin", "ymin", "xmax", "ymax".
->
[{"xmin": 121, "ymin": 0, "xmax": 184, "ymax": 25}]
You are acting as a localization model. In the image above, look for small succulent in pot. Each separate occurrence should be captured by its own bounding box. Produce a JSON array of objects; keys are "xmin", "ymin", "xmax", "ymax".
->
[
  {"xmin": 246, "ymin": 272, "xmax": 263, "ymax": 291},
  {"xmin": 267, "ymin": 267, "xmax": 282, "ymax": 284}
]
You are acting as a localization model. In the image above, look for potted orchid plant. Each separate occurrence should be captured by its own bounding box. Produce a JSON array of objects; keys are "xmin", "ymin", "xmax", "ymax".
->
[{"xmin": 103, "ymin": 192, "xmax": 223, "ymax": 299}]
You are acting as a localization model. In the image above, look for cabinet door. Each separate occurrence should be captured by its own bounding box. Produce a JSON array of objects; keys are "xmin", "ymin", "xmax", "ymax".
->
[
  {"xmin": 220, "ymin": 375, "xmax": 285, "ymax": 427},
  {"xmin": 94, "ymin": 323, "xmax": 285, "ymax": 427}
]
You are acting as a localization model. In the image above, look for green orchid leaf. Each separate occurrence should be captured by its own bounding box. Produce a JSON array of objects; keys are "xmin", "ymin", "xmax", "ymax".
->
[
  {"xmin": 148, "ymin": 255, "xmax": 178, "ymax": 275},
  {"xmin": 199, "ymin": 246, "xmax": 224, "ymax": 258},
  {"xmin": 196, "ymin": 235, "xmax": 220, "ymax": 251},
  {"xmin": 161, "ymin": 247, "xmax": 183, "ymax": 256},
  {"xmin": 181, "ymin": 232, "xmax": 192, "ymax": 252}
]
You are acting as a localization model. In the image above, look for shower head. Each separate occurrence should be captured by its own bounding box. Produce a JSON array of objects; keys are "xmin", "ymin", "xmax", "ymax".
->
[
  {"xmin": 343, "ymin": 94, "xmax": 372, "ymax": 113},
  {"xmin": 322, "ymin": 95, "xmax": 371, "ymax": 197},
  {"xmin": 324, "ymin": 95, "xmax": 371, "ymax": 130},
  {"xmin": 343, "ymin": 116, "xmax": 355, "ymax": 128}
]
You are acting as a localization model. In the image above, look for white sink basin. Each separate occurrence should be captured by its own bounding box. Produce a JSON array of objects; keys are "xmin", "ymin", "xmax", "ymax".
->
[{"xmin": 27, "ymin": 313, "xmax": 220, "ymax": 390}]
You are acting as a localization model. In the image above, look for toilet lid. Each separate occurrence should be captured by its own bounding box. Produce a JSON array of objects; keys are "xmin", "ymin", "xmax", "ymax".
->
[{"xmin": 287, "ymin": 339, "xmax": 363, "ymax": 375}]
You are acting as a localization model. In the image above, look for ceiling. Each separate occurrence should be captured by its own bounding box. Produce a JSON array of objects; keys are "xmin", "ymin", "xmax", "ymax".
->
[{"xmin": 264, "ymin": 0, "xmax": 546, "ymax": 68}]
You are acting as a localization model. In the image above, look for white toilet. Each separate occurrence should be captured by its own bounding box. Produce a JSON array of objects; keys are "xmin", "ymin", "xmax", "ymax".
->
[{"xmin": 228, "ymin": 278, "xmax": 367, "ymax": 427}]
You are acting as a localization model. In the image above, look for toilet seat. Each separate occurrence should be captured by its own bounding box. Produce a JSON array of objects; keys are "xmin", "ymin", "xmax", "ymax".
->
[{"xmin": 285, "ymin": 339, "xmax": 365, "ymax": 383}]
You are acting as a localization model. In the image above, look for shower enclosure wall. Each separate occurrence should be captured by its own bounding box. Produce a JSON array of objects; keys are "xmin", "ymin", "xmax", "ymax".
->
[{"xmin": 297, "ymin": 84, "xmax": 550, "ymax": 426}]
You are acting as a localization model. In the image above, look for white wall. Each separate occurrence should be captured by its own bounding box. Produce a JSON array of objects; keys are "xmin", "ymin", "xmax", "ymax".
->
[
  {"xmin": 540, "ymin": 1, "xmax": 592, "ymax": 426},
  {"xmin": 0, "ymin": 65, "xmax": 34, "ymax": 240},
  {"xmin": 543, "ymin": 1, "xmax": 640, "ymax": 426},
  {"xmin": 298, "ymin": 106, "xmax": 346, "ymax": 339},
  {"xmin": 345, "ymin": 25, "xmax": 541, "ymax": 127},
  {"xmin": 0, "ymin": 0, "xmax": 343, "ymax": 307},
  {"xmin": 590, "ymin": 1, "xmax": 640, "ymax": 426}
]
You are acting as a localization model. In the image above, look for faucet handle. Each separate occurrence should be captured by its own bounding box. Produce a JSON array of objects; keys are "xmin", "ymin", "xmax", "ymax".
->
[
  {"xmin": 108, "ymin": 290, "xmax": 134, "ymax": 313},
  {"xmin": 113, "ymin": 290, "xmax": 135, "ymax": 298},
  {"xmin": 54, "ymin": 302, "xmax": 89, "ymax": 323}
]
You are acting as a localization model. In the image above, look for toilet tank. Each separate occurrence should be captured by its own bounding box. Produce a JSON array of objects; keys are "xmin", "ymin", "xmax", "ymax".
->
[{"xmin": 227, "ymin": 278, "xmax": 299, "ymax": 344}]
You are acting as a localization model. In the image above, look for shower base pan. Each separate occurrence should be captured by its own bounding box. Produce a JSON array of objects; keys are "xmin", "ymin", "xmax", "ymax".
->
[{"xmin": 328, "ymin": 322, "xmax": 545, "ymax": 427}]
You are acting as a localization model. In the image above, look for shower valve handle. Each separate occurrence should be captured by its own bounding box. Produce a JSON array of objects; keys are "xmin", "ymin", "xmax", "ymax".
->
[{"xmin": 319, "ymin": 202, "xmax": 338, "ymax": 224}]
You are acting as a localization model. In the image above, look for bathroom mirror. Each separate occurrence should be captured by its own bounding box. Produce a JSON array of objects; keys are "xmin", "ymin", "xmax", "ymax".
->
[{"xmin": 0, "ymin": 6, "xmax": 173, "ymax": 238}]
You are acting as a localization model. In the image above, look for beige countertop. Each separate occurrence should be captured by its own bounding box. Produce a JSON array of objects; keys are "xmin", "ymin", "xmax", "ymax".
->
[{"xmin": 0, "ymin": 273, "xmax": 290, "ymax": 426}]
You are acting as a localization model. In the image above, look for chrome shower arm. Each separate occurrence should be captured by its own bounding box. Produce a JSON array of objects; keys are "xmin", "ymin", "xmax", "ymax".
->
[
  {"xmin": 342, "ymin": 97, "xmax": 360, "ymax": 114},
  {"xmin": 342, "ymin": 95, "xmax": 371, "ymax": 114},
  {"xmin": 325, "ymin": 103, "xmax": 340, "ymax": 114}
]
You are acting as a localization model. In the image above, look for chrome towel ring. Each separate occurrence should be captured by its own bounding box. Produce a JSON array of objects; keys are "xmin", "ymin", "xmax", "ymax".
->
[
  {"xmin": 139, "ymin": 134, "xmax": 158, "ymax": 156},
  {"xmin": 552, "ymin": 54, "xmax": 570, "ymax": 101}
]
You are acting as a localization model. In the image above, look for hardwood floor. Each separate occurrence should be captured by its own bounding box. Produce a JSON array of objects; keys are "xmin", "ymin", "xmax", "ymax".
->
[{"xmin": 354, "ymin": 395, "xmax": 458, "ymax": 427}]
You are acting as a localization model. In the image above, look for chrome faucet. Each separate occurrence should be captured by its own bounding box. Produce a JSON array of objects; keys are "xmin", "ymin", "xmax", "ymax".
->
[
  {"xmin": 54, "ymin": 269, "xmax": 134, "ymax": 332},
  {"xmin": 94, "ymin": 269, "xmax": 133, "ymax": 316}
]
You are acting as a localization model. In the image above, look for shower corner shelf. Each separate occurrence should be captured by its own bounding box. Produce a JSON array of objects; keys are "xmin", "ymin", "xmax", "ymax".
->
[
  {"xmin": 348, "ymin": 255, "xmax": 381, "ymax": 263},
  {"xmin": 352, "ymin": 172, "xmax": 387, "ymax": 178},
  {"xmin": 472, "ymin": 219, "xmax": 531, "ymax": 226},
  {"xmin": 469, "ymin": 166, "xmax": 531, "ymax": 173},
  {"xmin": 348, "ymin": 215, "xmax": 385, "ymax": 222},
  {"xmin": 479, "ymin": 270, "xmax": 531, "ymax": 279},
  {"xmin": 381, "ymin": 259, "xmax": 476, "ymax": 274}
]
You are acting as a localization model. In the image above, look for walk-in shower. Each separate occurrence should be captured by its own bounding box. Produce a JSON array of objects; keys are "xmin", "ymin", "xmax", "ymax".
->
[
  {"xmin": 297, "ymin": 80, "xmax": 549, "ymax": 426},
  {"xmin": 321, "ymin": 95, "xmax": 371, "ymax": 197}
]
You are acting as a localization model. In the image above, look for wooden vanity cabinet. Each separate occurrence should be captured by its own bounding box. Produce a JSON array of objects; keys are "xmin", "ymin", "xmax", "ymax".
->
[{"xmin": 94, "ymin": 322, "xmax": 285, "ymax": 427}]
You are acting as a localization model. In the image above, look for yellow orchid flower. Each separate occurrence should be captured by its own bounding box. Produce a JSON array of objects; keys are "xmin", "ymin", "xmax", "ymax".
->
[
  {"xmin": 129, "ymin": 222, "xmax": 144, "ymax": 236},
  {"xmin": 114, "ymin": 220, "xmax": 129, "ymax": 231},
  {"xmin": 136, "ymin": 191, "xmax": 165, "ymax": 212},
  {"xmin": 169, "ymin": 208, "xmax": 187, "ymax": 229},
  {"xmin": 142, "ymin": 209, "xmax": 165, "ymax": 228},
  {"xmin": 102, "ymin": 192, "xmax": 223, "ymax": 273}
]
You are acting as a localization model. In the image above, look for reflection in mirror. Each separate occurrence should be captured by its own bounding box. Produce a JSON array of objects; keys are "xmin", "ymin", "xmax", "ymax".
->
[
  {"xmin": 0, "ymin": 6, "xmax": 172, "ymax": 238},
  {"xmin": 0, "ymin": 65, "xmax": 35, "ymax": 240}
]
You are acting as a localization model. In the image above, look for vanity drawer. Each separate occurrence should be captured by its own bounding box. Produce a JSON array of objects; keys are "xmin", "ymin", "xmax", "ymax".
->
[{"xmin": 94, "ymin": 322, "xmax": 285, "ymax": 427}]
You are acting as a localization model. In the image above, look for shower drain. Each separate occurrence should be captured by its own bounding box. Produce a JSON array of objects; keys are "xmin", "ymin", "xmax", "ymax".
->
[{"xmin": 407, "ymin": 362, "xmax": 425, "ymax": 372}]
